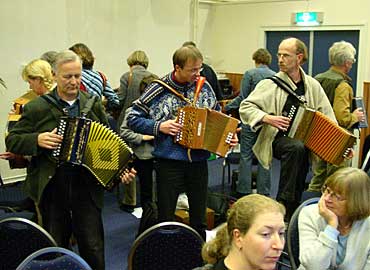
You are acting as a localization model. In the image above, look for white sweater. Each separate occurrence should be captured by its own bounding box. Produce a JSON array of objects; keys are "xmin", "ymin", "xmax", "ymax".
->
[{"xmin": 298, "ymin": 204, "xmax": 370, "ymax": 270}]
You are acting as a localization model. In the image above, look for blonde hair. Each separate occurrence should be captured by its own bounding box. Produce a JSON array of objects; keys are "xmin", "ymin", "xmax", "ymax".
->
[
  {"xmin": 22, "ymin": 59, "xmax": 54, "ymax": 91},
  {"xmin": 202, "ymin": 194, "xmax": 285, "ymax": 264}
]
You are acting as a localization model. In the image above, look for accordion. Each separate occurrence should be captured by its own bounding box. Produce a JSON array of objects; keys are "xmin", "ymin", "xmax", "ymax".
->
[
  {"xmin": 289, "ymin": 107, "xmax": 356, "ymax": 165},
  {"xmin": 52, "ymin": 117, "xmax": 134, "ymax": 190},
  {"xmin": 175, "ymin": 106, "xmax": 239, "ymax": 157},
  {"xmin": 352, "ymin": 97, "xmax": 368, "ymax": 128}
]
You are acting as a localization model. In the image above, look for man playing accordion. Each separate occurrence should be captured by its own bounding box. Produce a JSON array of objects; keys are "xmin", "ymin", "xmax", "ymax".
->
[
  {"xmin": 239, "ymin": 38, "xmax": 336, "ymax": 220},
  {"xmin": 127, "ymin": 45, "xmax": 238, "ymax": 239}
]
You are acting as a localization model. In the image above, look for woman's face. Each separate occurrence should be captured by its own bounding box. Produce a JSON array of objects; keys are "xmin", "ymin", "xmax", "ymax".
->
[
  {"xmin": 27, "ymin": 77, "xmax": 47, "ymax": 96},
  {"xmin": 322, "ymin": 185, "xmax": 348, "ymax": 217},
  {"xmin": 237, "ymin": 211, "xmax": 285, "ymax": 270}
]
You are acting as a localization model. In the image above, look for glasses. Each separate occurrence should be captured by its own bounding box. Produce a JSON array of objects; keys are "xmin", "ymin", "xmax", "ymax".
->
[
  {"xmin": 183, "ymin": 67, "xmax": 203, "ymax": 74},
  {"xmin": 350, "ymin": 58, "xmax": 356, "ymax": 64},
  {"xmin": 321, "ymin": 185, "xmax": 346, "ymax": 202}
]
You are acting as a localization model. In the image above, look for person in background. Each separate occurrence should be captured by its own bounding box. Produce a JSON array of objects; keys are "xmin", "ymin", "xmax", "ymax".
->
[
  {"xmin": 194, "ymin": 194, "xmax": 285, "ymax": 270},
  {"xmin": 40, "ymin": 50, "xmax": 58, "ymax": 68},
  {"xmin": 239, "ymin": 38, "xmax": 336, "ymax": 220},
  {"xmin": 1, "ymin": 59, "xmax": 54, "ymax": 163},
  {"xmin": 69, "ymin": 43, "xmax": 120, "ymax": 112},
  {"xmin": 307, "ymin": 41, "xmax": 364, "ymax": 193},
  {"xmin": 127, "ymin": 46, "xmax": 238, "ymax": 239},
  {"xmin": 116, "ymin": 50, "xmax": 157, "ymax": 213},
  {"xmin": 225, "ymin": 48, "xmax": 275, "ymax": 198},
  {"xmin": 182, "ymin": 41, "xmax": 223, "ymax": 100},
  {"xmin": 298, "ymin": 167, "xmax": 370, "ymax": 270},
  {"xmin": 6, "ymin": 50, "xmax": 135, "ymax": 269}
]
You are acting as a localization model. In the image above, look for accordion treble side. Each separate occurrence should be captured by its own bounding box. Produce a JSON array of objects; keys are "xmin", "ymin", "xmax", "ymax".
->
[
  {"xmin": 53, "ymin": 117, "xmax": 134, "ymax": 190},
  {"xmin": 175, "ymin": 106, "xmax": 239, "ymax": 157}
]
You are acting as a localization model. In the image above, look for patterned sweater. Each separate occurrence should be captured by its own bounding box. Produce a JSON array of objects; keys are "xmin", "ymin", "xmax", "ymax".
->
[{"xmin": 127, "ymin": 72, "xmax": 219, "ymax": 161}]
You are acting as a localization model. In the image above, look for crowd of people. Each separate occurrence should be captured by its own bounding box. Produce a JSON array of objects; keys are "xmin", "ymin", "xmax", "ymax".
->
[{"xmin": 2, "ymin": 37, "xmax": 370, "ymax": 270}]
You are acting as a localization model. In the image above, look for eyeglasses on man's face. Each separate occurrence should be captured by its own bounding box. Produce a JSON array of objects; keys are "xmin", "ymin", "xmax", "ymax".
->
[
  {"xmin": 183, "ymin": 67, "xmax": 203, "ymax": 74},
  {"xmin": 321, "ymin": 185, "xmax": 346, "ymax": 202}
]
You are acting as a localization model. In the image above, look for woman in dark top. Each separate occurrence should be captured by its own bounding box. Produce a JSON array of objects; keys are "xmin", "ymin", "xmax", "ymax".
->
[{"xmin": 195, "ymin": 194, "xmax": 285, "ymax": 270}]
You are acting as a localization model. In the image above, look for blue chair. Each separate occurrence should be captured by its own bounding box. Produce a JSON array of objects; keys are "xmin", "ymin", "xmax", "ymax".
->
[
  {"xmin": 128, "ymin": 221, "xmax": 204, "ymax": 270},
  {"xmin": 16, "ymin": 247, "xmax": 92, "ymax": 270},
  {"xmin": 287, "ymin": 197, "xmax": 320, "ymax": 270},
  {"xmin": 0, "ymin": 217, "xmax": 57, "ymax": 270}
]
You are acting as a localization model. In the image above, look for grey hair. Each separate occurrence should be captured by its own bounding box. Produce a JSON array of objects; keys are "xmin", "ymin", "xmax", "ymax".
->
[
  {"xmin": 52, "ymin": 50, "xmax": 82, "ymax": 73},
  {"xmin": 329, "ymin": 41, "xmax": 356, "ymax": 66}
]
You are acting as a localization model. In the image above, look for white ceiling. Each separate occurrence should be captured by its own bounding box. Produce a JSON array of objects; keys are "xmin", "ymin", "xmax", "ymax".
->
[{"xmin": 199, "ymin": 0, "xmax": 307, "ymax": 4}]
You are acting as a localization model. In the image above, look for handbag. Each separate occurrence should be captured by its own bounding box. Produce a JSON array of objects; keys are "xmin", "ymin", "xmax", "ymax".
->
[{"xmin": 206, "ymin": 192, "xmax": 236, "ymax": 225}]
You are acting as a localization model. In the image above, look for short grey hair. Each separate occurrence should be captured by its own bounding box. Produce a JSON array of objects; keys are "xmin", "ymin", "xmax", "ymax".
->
[
  {"xmin": 53, "ymin": 50, "xmax": 82, "ymax": 73},
  {"xmin": 329, "ymin": 41, "xmax": 356, "ymax": 66}
]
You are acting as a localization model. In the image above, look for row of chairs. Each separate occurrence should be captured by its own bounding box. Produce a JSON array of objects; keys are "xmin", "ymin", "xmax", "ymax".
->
[
  {"xmin": 0, "ymin": 217, "xmax": 92, "ymax": 270},
  {"xmin": 1, "ymin": 199, "xmax": 320, "ymax": 270}
]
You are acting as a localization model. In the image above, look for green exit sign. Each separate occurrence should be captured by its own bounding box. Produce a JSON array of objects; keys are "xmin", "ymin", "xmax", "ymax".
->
[{"xmin": 294, "ymin": 12, "xmax": 323, "ymax": 26}]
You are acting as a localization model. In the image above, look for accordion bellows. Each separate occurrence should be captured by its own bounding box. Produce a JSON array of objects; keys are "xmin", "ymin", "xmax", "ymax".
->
[
  {"xmin": 290, "ymin": 108, "xmax": 356, "ymax": 165},
  {"xmin": 175, "ymin": 106, "xmax": 239, "ymax": 157},
  {"xmin": 53, "ymin": 117, "xmax": 134, "ymax": 190}
]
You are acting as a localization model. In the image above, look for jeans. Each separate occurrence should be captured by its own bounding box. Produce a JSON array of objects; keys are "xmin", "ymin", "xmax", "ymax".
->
[
  {"xmin": 39, "ymin": 166, "xmax": 105, "ymax": 270},
  {"xmin": 237, "ymin": 124, "xmax": 271, "ymax": 195},
  {"xmin": 155, "ymin": 158, "xmax": 208, "ymax": 240}
]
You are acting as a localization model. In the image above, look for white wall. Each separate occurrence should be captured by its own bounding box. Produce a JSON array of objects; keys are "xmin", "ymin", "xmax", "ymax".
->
[{"xmin": 0, "ymin": 0, "xmax": 193, "ymax": 183}]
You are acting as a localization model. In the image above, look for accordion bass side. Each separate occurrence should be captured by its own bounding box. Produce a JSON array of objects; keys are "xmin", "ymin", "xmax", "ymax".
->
[
  {"xmin": 289, "ymin": 108, "xmax": 356, "ymax": 165},
  {"xmin": 52, "ymin": 117, "xmax": 134, "ymax": 190},
  {"xmin": 175, "ymin": 106, "xmax": 239, "ymax": 157}
]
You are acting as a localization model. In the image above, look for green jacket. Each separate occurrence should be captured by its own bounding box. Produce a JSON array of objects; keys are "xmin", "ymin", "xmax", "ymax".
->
[
  {"xmin": 6, "ymin": 89, "xmax": 109, "ymax": 208},
  {"xmin": 314, "ymin": 68, "xmax": 349, "ymax": 106}
]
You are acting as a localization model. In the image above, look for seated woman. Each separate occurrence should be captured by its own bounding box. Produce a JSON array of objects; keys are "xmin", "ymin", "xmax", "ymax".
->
[
  {"xmin": 298, "ymin": 167, "xmax": 370, "ymax": 270},
  {"xmin": 195, "ymin": 194, "xmax": 286, "ymax": 270}
]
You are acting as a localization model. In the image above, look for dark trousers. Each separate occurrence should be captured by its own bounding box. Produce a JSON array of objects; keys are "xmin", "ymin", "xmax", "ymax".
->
[
  {"xmin": 272, "ymin": 136, "xmax": 309, "ymax": 205},
  {"xmin": 134, "ymin": 158, "xmax": 154, "ymax": 206},
  {"xmin": 39, "ymin": 166, "xmax": 105, "ymax": 270},
  {"xmin": 155, "ymin": 158, "xmax": 208, "ymax": 239}
]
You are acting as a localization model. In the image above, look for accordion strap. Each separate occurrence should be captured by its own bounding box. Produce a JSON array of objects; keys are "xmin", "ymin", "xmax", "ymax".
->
[
  {"xmin": 269, "ymin": 76, "xmax": 306, "ymax": 104},
  {"xmin": 41, "ymin": 95, "xmax": 69, "ymax": 115},
  {"xmin": 153, "ymin": 79, "xmax": 192, "ymax": 105},
  {"xmin": 41, "ymin": 94, "xmax": 97, "ymax": 117}
]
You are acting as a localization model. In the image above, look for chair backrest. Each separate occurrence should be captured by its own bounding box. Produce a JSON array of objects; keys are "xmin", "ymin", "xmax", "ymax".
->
[
  {"xmin": 0, "ymin": 217, "xmax": 57, "ymax": 270},
  {"xmin": 287, "ymin": 197, "xmax": 320, "ymax": 270},
  {"xmin": 128, "ymin": 221, "xmax": 204, "ymax": 270},
  {"xmin": 16, "ymin": 247, "xmax": 92, "ymax": 270}
]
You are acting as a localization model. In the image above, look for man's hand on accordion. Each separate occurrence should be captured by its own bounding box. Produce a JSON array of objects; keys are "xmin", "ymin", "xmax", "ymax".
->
[
  {"xmin": 120, "ymin": 167, "xmax": 137, "ymax": 184},
  {"xmin": 228, "ymin": 129, "xmax": 240, "ymax": 148},
  {"xmin": 159, "ymin": 119, "xmax": 182, "ymax": 136},
  {"xmin": 37, "ymin": 128, "xmax": 63, "ymax": 150},
  {"xmin": 262, "ymin": 115, "xmax": 290, "ymax": 132}
]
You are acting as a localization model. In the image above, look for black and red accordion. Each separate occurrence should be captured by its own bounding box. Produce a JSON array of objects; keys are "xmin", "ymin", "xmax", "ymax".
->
[
  {"xmin": 52, "ymin": 116, "xmax": 134, "ymax": 190},
  {"xmin": 174, "ymin": 106, "xmax": 239, "ymax": 157}
]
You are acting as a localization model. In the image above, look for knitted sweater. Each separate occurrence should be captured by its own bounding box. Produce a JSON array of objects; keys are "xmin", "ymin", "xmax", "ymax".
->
[{"xmin": 127, "ymin": 72, "xmax": 219, "ymax": 161}]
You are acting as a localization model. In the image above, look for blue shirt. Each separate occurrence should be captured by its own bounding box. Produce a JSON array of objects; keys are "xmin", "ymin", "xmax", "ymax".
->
[{"xmin": 225, "ymin": 65, "xmax": 275, "ymax": 111}]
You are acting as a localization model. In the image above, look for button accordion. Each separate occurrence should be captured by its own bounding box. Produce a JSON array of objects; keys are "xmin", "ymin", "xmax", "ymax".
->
[
  {"xmin": 288, "ymin": 107, "xmax": 356, "ymax": 165},
  {"xmin": 175, "ymin": 106, "xmax": 239, "ymax": 157},
  {"xmin": 52, "ymin": 116, "xmax": 134, "ymax": 190}
]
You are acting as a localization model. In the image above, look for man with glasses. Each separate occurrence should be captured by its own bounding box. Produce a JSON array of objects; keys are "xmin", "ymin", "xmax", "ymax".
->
[
  {"xmin": 127, "ymin": 45, "xmax": 238, "ymax": 239},
  {"xmin": 307, "ymin": 40, "xmax": 364, "ymax": 193},
  {"xmin": 239, "ymin": 37, "xmax": 336, "ymax": 220}
]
